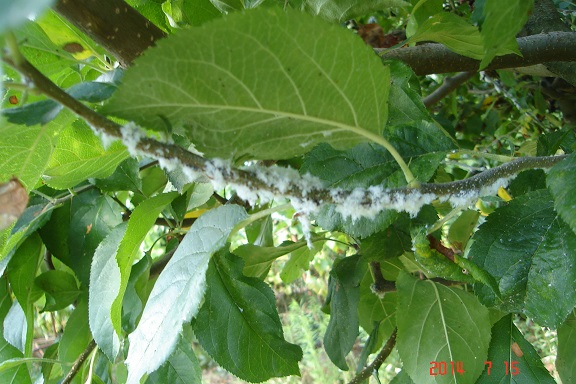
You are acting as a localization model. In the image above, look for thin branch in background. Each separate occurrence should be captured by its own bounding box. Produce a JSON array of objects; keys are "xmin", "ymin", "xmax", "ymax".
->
[
  {"xmin": 61, "ymin": 339, "xmax": 97, "ymax": 384},
  {"xmin": 423, "ymin": 72, "xmax": 476, "ymax": 108},
  {"xmin": 212, "ymin": 192, "xmax": 228, "ymax": 205},
  {"xmin": 348, "ymin": 328, "xmax": 398, "ymax": 384}
]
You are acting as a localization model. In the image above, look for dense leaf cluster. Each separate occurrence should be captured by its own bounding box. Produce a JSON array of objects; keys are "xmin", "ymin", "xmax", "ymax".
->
[{"xmin": 1, "ymin": 0, "xmax": 576, "ymax": 383}]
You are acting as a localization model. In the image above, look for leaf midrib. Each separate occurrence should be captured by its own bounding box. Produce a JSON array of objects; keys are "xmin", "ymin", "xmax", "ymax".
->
[{"xmin": 117, "ymin": 103, "xmax": 383, "ymax": 144}]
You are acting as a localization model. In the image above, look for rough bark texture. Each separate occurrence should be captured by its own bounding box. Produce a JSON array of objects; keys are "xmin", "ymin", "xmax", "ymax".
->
[
  {"xmin": 522, "ymin": 0, "xmax": 576, "ymax": 86},
  {"xmin": 54, "ymin": 0, "xmax": 166, "ymax": 67},
  {"xmin": 377, "ymin": 32, "xmax": 576, "ymax": 76}
]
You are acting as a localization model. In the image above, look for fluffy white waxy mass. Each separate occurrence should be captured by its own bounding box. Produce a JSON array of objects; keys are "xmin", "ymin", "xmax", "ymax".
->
[
  {"xmin": 117, "ymin": 122, "xmax": 514, "ymax": 238},
  {"xmin": 120, "ymin": 122, "xmax": 146, "ymax": 156}
]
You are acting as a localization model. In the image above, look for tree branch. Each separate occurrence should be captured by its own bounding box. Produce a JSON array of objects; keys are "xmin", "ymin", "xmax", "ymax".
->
[
  {"xmin": 62, "ymin": 339, "xmax": 97, "ymax": 384},
  {"xmin": 348, "ymin": 328, "xmax": 398, "ymax": 384},
  {"xmin": 54, "ymin": 0, "xmax": 166, "ymax": 67},
  {"xmin": 2, "ymin": 50, "xmax": 568, "ymax": 221},
  {"xmin": 423, "ymin": 72, "xmax": 476, "ymax": 108},
  {"xmin": 377, "ymin": 32, "xmax": 576, "ymax": 76}
]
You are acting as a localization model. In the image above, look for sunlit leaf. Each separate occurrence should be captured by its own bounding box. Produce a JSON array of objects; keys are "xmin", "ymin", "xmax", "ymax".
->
[
  {"xmin": 109, "ymin": 193, "xmax": 178, "ymax": 339},
  {"xmin": 103, "ymin": 8, "xmax": 391, "ymax": 161},
  {"xmin": 234, "ymin": 237, "xmax": 324, "ymax": 279},
  {"xmin": 396, "ymin": 272, "xmax": 491, "ymax": 384},
  {"xmin": 5, "ymin": 234, "xmax": 43, "ymax": 356},
  {"xmin": 125, "ymin": 205, "xmax": 247, "ymax": 384},
  {"xmin": 89, "ymin": 223, "xmax": 126, "ymax": 361},
  {"xmin": 0, "ymin": 119, "xmax": 54, "ymax": 190},
  {"xmin": 407, "ymin": 13, "xmax": 484, "ymax": 59},
  {"xmin": 479, "ymin": 0, "xmax": 533, "ymax": 69},
  {"xmin": 44, "ymin": 122, "xmax": 128, "ymax": 189}
]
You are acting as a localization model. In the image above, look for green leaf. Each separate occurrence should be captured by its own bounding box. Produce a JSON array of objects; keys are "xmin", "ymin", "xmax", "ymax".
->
[
  {"xmin": 406, "ymin": 0, "xmax": 443, "ymax": 37},
  {"xmin": 195, "ymin": 249, "xmax": 302, "ymax": 382},
  {"xmin": 3, "ymin": 82, "xmax": 115, "ymax": 126},
  {"xmin": 360, "ymin": 215, "xmax": 411, "ymax": 261},
  {"xmin": 294, "ymin": 0, "xmax": 410, "ymax": 22},
  {"xmin": 447, "ymin": 210, "xmax": 480, "ymax": 252},
  {"xmin": 110, "ymin": 193, "xmax": 178, "ymax": 338},
  {"xmin": 44, "ymin": 122, "xmax": 129, "ymax": 189},
  {"xmin": 0, "ymin": 203, "xmax": 53, "ymax": 263},
  {"xmin": 407, "ymin": 13, "xmax": 484, "ymax": 59},
  {"xmin": 323, "ymin": 255, "xmax": 366, "ymax": 370},
  {"xmin": 34, "ymin": 9, "xmax": 105, "ymax": 64},
  {"xmin": 35, "ymin": 270, "xmax": 81, "ymax": 311},
  {"xmin": 386, "ymin": 61, "xmax": 430, "ymax": 127},
  {"xmin": 38, "ymin": 200, "xmax": 71, "ymax": 267},
  {"xmin": 3, "ymin": 301, "xmax": 26, "ymax": 354},
  {"xmin": 89, "ymin": 223, "xmax": 127, "ymax": 361},
  {"xmin": 103, "ymin": 8, "xmax": 391, "ymax": 161},
  {"xmin": 357, "ymin": 324, "xmax": 380, "ymax": 373},
  {"xmin": 0, "ymin": 0, "xmax": 54, "ymax": 32},
  {"xmin": 301, "ymin": 141, "xmax": 447, "ymax": 238},
  {"xmin": 165, "ymin": 0, "xmax": 221, "ymax": 27},
  {"xmin": 93, "ymin": 157, "xmax": 142, "ymax": 193},
  {"xmin": 125, "ymin": 205, "xmax": 248, "ymax": 384},
  {"xmin": 476, "ymin": 314, "xmax": 555, "ymax": 383},
  {"xmin": 557, "ymin": 310, "xmax": 576, "ymax": 384},
  {"xmin": 234, "ymin": 237, "xmax": 324, "ymax": 279},
  {"xmin": 479, "ymin": 0, "xmax": 533, "ymax": 69},
  {"xmin": 122, "ymin": 253, "xmax": 152, "ymax": 334},
  {"xmin": 412, "ymin": 230, "xmax": 475, "ymax": 283},
  {"xmin": 509, "ymin": 169, "xmax": 546, "ymax": 198},
  {"xmin": 538, "ymin": 126, "xmax": 576, "ymax": 156},
  {"xmin": 126, "ymin": 0, "xmax": 171, "ymax": 31},
  {"xmin": 0, "ymin": 277, "xmax": 32, "ymax": 383},
  {"xmin": 469, "ymin": 190, "xmax": 576, "ymax": 328},
  {"xmin": 396, "ymin": 271, "xmax": 491, "ymax": 384},
  {"xmin": 58, "ymin": 294, "xmax": 92, "ymax": 381},
  {"xmin": 390, "ymin": 370, "xmax": 415, "ymax": 384},
  {"xmin": 280, "ymin": 240, "xmax": 323, "ymax": 283},
  {"xmin": 547, "ymin": 153, "xmax": 576, "ymax": 234},
  {"xmin": 208, "ymin": 0, "xmax": 263, "ymax": 13},
  {"xmin": 145, "ymin": 333, "xmax": 202, "ymax": 384},
  {"xmin": 358, "ymin": 271, "xmax": 396, "ymax": 351},
  {"xmin": 13, "ymin": 21, "xmax": 82, "ymax": 79},
  {"xmin": 68, "ymin": 191, "xmax": 123, "ymax": 285},
  {"xmin": 5, "ymin": 234, "xmax": 43, "ymax": 356},
  {"xmin": 0, "ymin": 119, "xmax": 54, "ymax": 190}
]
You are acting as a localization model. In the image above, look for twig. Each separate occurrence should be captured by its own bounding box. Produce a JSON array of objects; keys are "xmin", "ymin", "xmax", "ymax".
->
[
  {"xmin": 61, "ymin": 339, "xmax": 97, "ymax": 384},
  {"xmin": 423, "ymin": 72, "xmax": 476, "ymax": 108},
  {"xmin": 348, "ymin": 328, "xmax": 398, "ymax": 384},
  {"xmin": 149, "ymin": 248, "xmax": 177, "ymax": 278},
  {"xmin": 369, "ymin": 262, "xmax": 396, "ymax": 296}
]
